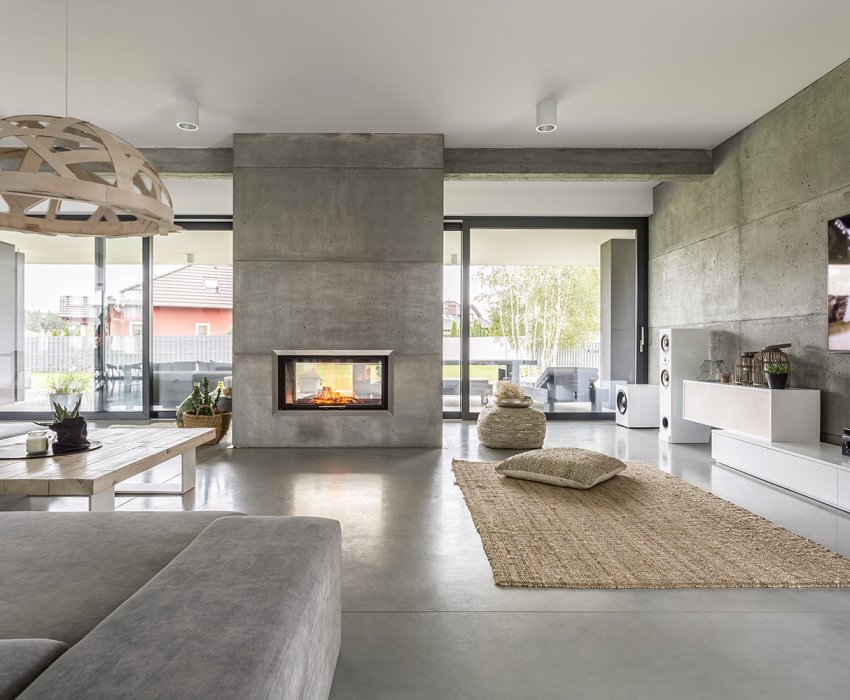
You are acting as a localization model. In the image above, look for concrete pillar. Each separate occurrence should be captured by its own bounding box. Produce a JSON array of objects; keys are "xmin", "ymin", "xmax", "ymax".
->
[
  {"xmin": 600, "ymin": 239, "xmax": 636, "ymax": 384},
  {"xmin": 232, "ymin": 134, "xmax": 444, "ymax": 447}
]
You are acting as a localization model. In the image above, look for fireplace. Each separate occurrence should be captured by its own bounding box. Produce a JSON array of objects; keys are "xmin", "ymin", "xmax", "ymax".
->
[{"xmin": 276, "ymin": 351, "xmax": 392, "ymax": 411}]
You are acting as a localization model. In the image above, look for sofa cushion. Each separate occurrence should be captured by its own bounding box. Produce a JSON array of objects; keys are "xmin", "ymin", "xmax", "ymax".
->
[
  {"xmin": 0, "ymin": 639, "xmax": 67, "ymax": 700},
  {"xmin": 496, "ymin": 447, "xmax": 626, "ymax": 489},
  {"xmin": 20, "ymin": 516, "xmax": 342, "ymax": 700},
  {"xmin": 0, "ymin": 511, "xmax": 241, "ymax": 645}
]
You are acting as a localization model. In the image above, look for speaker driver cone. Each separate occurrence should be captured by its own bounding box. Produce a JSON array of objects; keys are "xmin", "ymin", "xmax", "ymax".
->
[{"xmin": 616, "ymin": 390, "xmax": 627, "ymax": 414}]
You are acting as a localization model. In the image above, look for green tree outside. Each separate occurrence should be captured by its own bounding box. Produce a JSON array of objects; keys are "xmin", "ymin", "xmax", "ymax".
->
[{"xmin": 475, "ymin": 265, "xmax": 600, "ymax": 368}]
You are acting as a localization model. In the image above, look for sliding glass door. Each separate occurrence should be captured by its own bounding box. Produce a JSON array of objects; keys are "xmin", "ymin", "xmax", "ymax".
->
[{"xmin": 445, "ymin": 218, "xmax": 648, "ymax": 420}]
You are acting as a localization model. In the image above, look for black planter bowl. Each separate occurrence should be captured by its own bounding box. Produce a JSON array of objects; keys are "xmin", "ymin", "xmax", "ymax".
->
[{"xmin": 766, "ymin": 373, "xmax": 788, "ymax": 390}]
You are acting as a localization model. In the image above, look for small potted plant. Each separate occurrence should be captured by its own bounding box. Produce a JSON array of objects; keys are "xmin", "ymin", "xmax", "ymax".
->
[
  {"xmin": 46, "ymin": 370, "xmax": 92, "ymax": 412},
  {"xmin": 181, "ymin": 377, "xmax": 232, "ymax": 444},
  {"xmin": 764, "ymin": 361, "xmax": 790, "ymax": 390},
  {"xmin": 36, "ymin": 398, "xmax": 90, "ymax": 454}
]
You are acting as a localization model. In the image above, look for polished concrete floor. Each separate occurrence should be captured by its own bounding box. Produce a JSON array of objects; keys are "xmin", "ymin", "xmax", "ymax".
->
[{"xmin": 4, "ymin": 420, "xmax": 850, "ymax": 699}]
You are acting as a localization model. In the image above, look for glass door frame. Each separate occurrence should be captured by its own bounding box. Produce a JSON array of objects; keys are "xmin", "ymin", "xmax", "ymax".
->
[
  {"xmin": 447, "ymin": 216, "xmax": 649, "ymax": 421},
  {"xmin": 0, "ymin": 215, "xmax": 233, "ymax": 421}
]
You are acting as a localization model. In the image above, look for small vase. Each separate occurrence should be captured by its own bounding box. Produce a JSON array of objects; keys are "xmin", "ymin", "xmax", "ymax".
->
[
  {"xmin": 50, "ymin": 416, "xmax": 90, "ymax": 454},
  {"xmin": 766, "ymin": 373, "xmax": 788, "ymax": 390}
]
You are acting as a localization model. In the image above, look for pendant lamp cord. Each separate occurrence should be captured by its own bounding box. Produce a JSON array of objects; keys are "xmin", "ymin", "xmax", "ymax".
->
[{"xmin": 65, "ymin": 0, "xmax": 69, "ymax": 117}]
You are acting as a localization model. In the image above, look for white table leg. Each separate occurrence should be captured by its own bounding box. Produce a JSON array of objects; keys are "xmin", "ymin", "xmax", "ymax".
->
[
  {"xmin": 114, "ymin": 448, "xmax": 197, "ymax": 496},
  {"xmin": 89, "ymin": 486, "xmax": 115, "ymax": 512},
  {"xmin": 180, "ymin": 448, "xmax": 196, "ymax": 494}
]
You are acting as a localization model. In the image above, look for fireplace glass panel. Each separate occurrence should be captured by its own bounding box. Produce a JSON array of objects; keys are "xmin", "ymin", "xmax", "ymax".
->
[{"xmin": 279, "ymin": 355, "xmax": 388, "ymax": 410}]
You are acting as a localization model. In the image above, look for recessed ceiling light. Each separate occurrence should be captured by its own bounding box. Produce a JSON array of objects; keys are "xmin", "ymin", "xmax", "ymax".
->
[
  {"xmin": 536, "ymin": 98, "xmax": 557, "ymax": 133},
  {"xmin": 176, "ymin": 98, "xmax": 200, "ymax": 131}
]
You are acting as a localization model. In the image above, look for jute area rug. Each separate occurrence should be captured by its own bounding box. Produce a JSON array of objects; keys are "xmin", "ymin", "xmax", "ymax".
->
[{"xmin": 452, "ymin": 459, "xmax": 850, "ymax": 589}]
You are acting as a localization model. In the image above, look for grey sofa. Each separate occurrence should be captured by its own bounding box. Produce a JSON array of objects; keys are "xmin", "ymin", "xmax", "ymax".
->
[{"xmin": 0, "ymin": 511, "xmax": 341, "ymax": 699}]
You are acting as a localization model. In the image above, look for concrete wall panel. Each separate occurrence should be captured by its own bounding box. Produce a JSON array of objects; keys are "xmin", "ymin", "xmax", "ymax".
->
[
  {"xmin": 740, "ymin": 61, "xmax": 850, "ymax": 224},
  {"xmin": 234, "ymin": 168, "xmax": 442, "ymax": 262},
  {"xmin": 649, "ymin": 229, "xmax": 741, "ymax": 327},
  {"xmin": 234, "ymin": 260, "xmax": 442, "ymax": 356},
  {"xmin": 233, "ymin": 133, "xmax": 444, "ymax": 170},
  {"xmin": 649, "ymin": 137, "xmax": 741, "ymax": 259}
]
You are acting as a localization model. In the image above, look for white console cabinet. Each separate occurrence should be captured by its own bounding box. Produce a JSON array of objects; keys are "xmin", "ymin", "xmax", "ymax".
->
[
  {"xmin": 712, "ymin": 430, "xmax": 850, "ymax": 513},
  {"xmin": 682, "ymin": 381, "xmax": 820, "ymax": 443}
]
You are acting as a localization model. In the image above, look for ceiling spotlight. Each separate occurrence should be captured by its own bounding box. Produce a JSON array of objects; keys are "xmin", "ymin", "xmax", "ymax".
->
[
  {"xmin": 176, "ymin": 98, "xmax": 200, "ymax": 131},
  {"xmin": 536, "ymin": 98, "xmax": 557, "ymax": 133}
]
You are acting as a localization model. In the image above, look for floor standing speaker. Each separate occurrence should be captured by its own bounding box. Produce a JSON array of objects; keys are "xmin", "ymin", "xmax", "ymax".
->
[{"xmin": 658, "ymin": 328, "xmax": 711, "ymax": 443}]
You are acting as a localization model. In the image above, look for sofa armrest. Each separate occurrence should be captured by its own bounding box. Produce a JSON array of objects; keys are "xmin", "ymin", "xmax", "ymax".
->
[
  {"xmin": 21, "ymin": 516, "xmax": 342, "ymax": 700},
  {"xmin": 0, "ymin": 639, "xmax": 67, "ymax": 700}
]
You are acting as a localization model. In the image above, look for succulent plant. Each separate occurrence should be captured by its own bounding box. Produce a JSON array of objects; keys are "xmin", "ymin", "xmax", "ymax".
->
[
  {"xmin": 764, "ymin": 362, "xmax": 790, "ymax": 375},
  {"xmin": 186, "ymin": 377, "xmax": 222, "ymax": 417},
  {"xmin": 36, "ymin": 397, "xmax": 82, "ymax": 427}
]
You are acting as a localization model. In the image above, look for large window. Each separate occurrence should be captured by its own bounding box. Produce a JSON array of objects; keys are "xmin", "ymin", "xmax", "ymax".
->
[
  {"xmin": 0, "ymin": 220, "xmax": 233, "ymax": 418},
  {"xmin": 445, "ymin": 219, "xmax": 648, "ymax": 420},
  {"xmin": 0, "ymin": 233, "xmax": 144, "ymax": 414}
]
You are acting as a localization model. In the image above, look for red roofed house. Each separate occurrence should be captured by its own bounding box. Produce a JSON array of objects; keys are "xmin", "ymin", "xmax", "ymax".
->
[{"xmin": 112, "ymin": 265, "xmax": 233, "ymax": 336}]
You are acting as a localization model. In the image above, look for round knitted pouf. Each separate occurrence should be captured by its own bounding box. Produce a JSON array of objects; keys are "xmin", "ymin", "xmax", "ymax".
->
[{"xmin": 476, "ymin": 404, "xmax": 547, "ymax": 449}]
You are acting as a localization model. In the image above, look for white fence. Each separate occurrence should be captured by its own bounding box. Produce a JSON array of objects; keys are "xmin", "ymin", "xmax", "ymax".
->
[
  {"xmin": 24, "ymin": 335, "xmax": 233, "ymax": 373},
  {"xmin": 442, "ymin": 336, "xmax": 600, "ymax": 369},
  {"xmin": 551, "ymin": 342, "xmax": 600, "ymax": 369}
]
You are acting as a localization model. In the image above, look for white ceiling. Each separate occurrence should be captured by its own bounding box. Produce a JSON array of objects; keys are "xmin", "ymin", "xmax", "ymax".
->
[{"xmin": 3, "ymin": 1, "xmax": 849, "ymax": 149}]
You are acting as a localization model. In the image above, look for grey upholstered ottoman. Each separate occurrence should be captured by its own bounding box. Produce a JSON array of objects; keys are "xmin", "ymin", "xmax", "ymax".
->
[{"xmin": 477, "ymin": 404, "xmax": 547, "ymax": 449}]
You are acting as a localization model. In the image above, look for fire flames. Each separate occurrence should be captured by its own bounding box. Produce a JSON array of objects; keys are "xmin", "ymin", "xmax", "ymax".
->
[{"xmin": 303, "ymin": 386, "xmax": 360, "ymax": 406}]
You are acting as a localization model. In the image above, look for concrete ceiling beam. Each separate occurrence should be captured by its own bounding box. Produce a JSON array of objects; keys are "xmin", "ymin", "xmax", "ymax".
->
[
  {"xmin": 141, "ymin": 146, "xmax": 714, "ymax": 182},
  {"xmin": 444, "ymin": 148, "xmax": 713, "ymax": 181}
]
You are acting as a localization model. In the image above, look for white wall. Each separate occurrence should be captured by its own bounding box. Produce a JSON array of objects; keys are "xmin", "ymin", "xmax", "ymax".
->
[
  {"xmin": 160, "ymin": 178, "xmax": 655, "ymax": 218},
  {"xmin": 444, "ymin": 181, "xmax": 654, "ymax": 217}
]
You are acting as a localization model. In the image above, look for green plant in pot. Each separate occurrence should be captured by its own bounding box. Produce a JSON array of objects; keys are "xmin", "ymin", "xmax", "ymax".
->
[
  {"xmin": 179, "ymin": 377, "xmax": 231, "ymax": 445},
  {"xmin": 764, "ymin": 361, "xmax": 790, "ymax": 390},
  {"xmin": 176, "ymin": 377, "xmax": 222, "ymax": 427},
  {"xmin": 35, "ymin": 398, "xmax": 90, "ymax": 454}
]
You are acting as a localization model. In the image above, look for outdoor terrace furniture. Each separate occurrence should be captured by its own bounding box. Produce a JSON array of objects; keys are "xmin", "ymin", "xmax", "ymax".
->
[
  {"xmin": 153, "ymin": 360, "xmax": 232, "ymax": 407},
  {"xmin": 531, "ymin": 366, "xmax": 599, "ymax": 408}
]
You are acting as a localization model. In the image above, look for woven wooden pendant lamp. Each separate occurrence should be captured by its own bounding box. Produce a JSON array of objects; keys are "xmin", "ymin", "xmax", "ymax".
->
[{"xmin": 0, "ymin": 115, "xmax": 177, "ymax": 237}]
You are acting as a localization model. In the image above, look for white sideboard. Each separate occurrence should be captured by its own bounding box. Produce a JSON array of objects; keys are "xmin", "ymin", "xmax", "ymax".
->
[
  {"xmin": 712, "ymin": 430, "xmax": 850, "ymax": 513},
  {"xmin": 682, "ymin": 380, "xmax": 820, "ymax": 443}
]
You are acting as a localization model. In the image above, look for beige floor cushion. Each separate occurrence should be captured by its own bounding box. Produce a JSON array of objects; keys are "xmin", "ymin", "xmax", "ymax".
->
[{"xmin": 495, "ymin": 447, "xmax": 626, "ymax": 489}]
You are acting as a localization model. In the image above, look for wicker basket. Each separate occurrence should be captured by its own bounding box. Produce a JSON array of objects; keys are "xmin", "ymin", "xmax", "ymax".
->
[{"xmin": 182, "ymin": 411, "xmax": 232, "ymax": 445}]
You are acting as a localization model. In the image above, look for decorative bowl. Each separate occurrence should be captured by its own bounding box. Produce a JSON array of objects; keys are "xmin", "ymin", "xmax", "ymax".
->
[{"xmin": 494, "ymin": 396, "xmax": 534, "ymax": 408}]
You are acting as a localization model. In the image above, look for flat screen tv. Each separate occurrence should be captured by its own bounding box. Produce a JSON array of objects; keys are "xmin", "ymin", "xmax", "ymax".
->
[{"xmin": 827, "ymin": 214, "xmax": 850, "ymax": 351}]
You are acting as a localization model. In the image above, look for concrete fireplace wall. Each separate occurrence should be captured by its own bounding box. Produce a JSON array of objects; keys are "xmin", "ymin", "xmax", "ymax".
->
[{"xmin": 232, "ymin": 133, "xmax": 444, "ymax": 447}]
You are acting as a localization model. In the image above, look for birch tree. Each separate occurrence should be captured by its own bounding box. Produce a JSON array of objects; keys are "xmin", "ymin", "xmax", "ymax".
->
[{"xmin": 476, "ymin": 266, "xmax": 600, "ymax": 367}]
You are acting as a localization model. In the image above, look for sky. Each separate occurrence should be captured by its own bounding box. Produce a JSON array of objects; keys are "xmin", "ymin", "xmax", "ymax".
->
[{"xmin": 24, "ymin": 265, "xmax": 184, "ymax": 312}]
